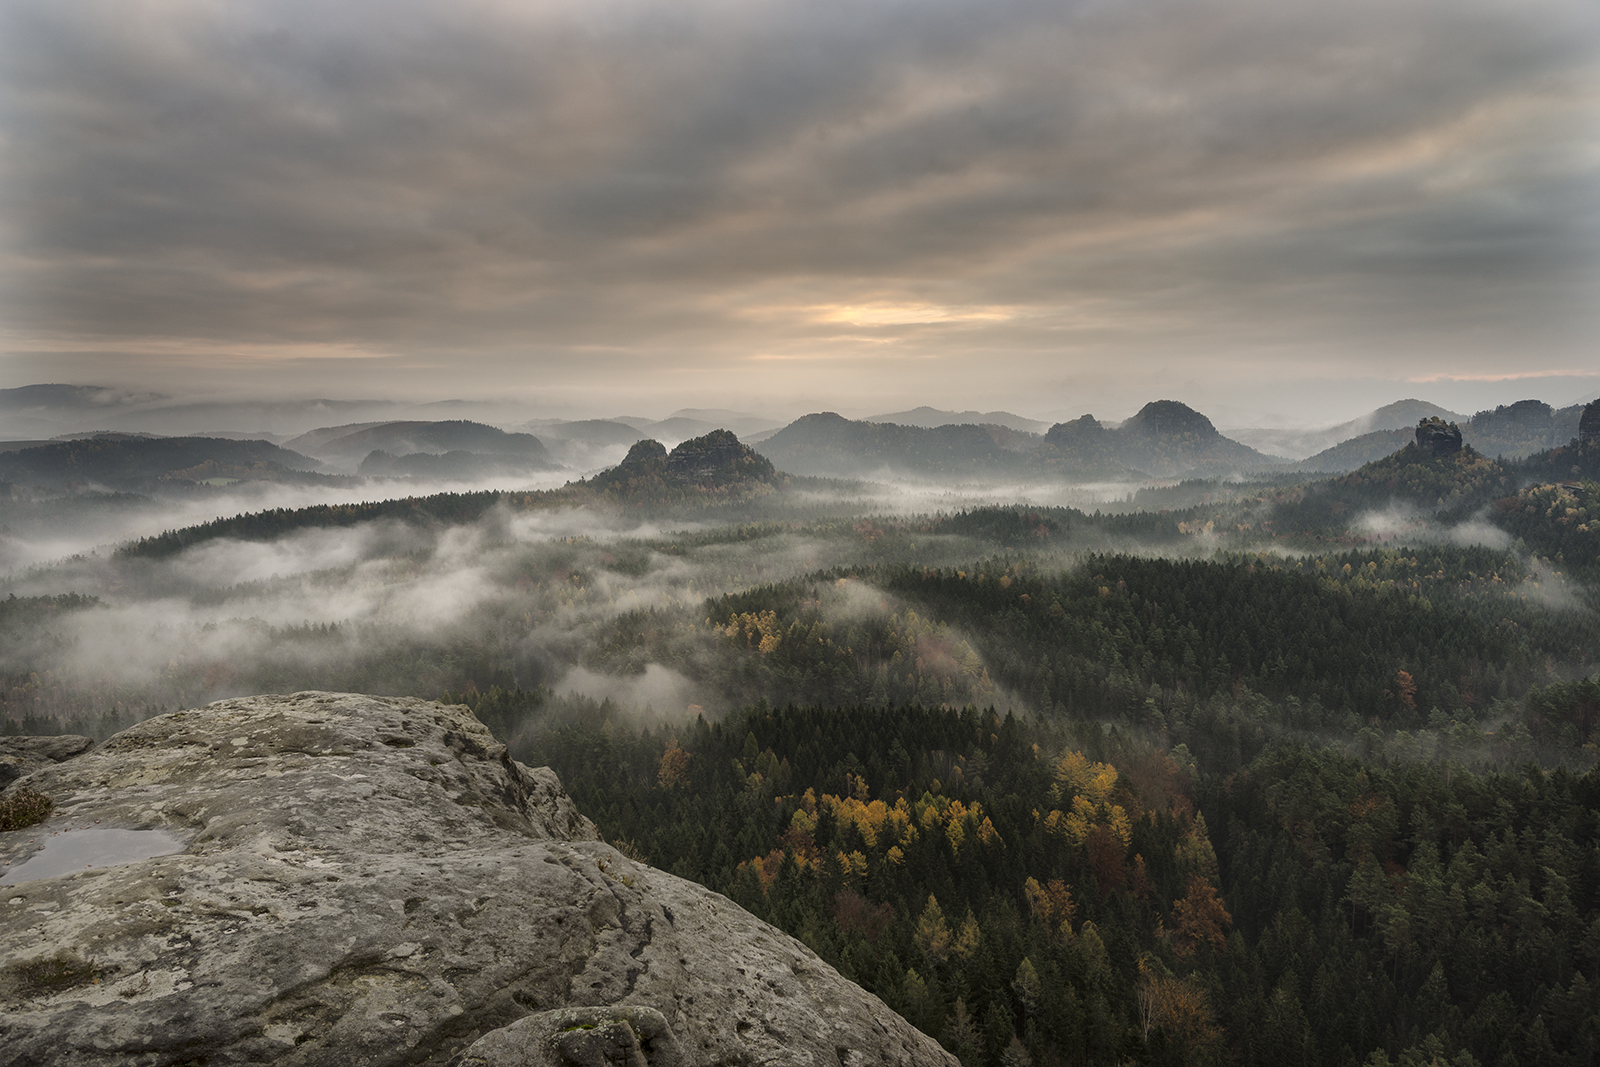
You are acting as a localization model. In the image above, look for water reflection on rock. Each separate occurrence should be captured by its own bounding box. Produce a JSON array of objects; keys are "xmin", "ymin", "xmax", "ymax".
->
[{"xmin": 0, "ymin": 828, "xmax": 184, "ymax": 884}]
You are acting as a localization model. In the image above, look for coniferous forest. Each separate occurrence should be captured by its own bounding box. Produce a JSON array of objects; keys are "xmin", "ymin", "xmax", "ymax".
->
[
  {"xmin": 5, "ymin": 1, "xmax": 1597, "ymax": 1058},
  {"xmin": 6, "ymin": 422, "xmax": 1600, "ymax": 1065}
]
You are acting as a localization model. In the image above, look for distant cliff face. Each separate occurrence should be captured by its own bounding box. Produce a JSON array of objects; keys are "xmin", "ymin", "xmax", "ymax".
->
[
  {"xmin": 0, "ymin": 694, "xmax": 953, "ymax": 1067},
  {"xmin": 1041, "ymin": 414, "xmax": 1105, "ymax": 446},
  {"xmin": 1415, "ymin": 416, "xmax": 1463, "ymax": 455},
  {"xmin": 589, "ymin": 429, "xmax": 778, "ymax": 498},
  {"xmin": 663, "ymin": 428, "xmax": 775, "ymax": 484},
  {"xmin": 1581, "ymin": 400, "xmax": 1600, "ymax": 444}
]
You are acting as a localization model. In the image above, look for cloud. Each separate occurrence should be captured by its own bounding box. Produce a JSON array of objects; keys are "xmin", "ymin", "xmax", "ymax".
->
[
  {"xmin": 552, "ymin": 664, "xmax": 702, "ymax": 717},
  {"xmin": 1353, "ymin": 504, "xmax": 1513, "ymax": 550},
  {"xmin": 0, "ymin": 472, "xmax": 579, "ymax": 573},
  {"xmin": 0, "ymin": 0, "xmax": 1594, "ymax": 414},
  {"xmin": 1516, "ymin": 557, "xmax": 1590, "ymax": 613}
]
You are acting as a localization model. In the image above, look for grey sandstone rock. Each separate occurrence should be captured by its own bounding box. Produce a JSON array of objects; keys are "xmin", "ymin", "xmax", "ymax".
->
[
  {"xmin": 0, "ymin": 693, "xmax": 955, "ymax": 1067},
  {"xmin": 1415, "ymin": 416, "xmax": 1463, "ymax": 455},
  {"xmin": 0, "ymin": 734, "xmax": 94, "ymax": 789},
  {"xmin": 456, "ymin": 1005, "xmax": 683, "ymax": 1066},
  {"xmin": 1580, "ymin": 400, "xmax": 1600, "ymax": 444}
]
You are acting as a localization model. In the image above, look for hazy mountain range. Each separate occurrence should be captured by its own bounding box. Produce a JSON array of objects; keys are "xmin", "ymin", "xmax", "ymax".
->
[{"xmin": 3, "ymin": 385, "xmax": 1594, "ymax": 499}]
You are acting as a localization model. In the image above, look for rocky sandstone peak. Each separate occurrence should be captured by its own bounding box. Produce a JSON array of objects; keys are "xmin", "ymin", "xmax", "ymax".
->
[
  {"xmin": 1580, "ymin": 400, "xmax": 1600, "ymax": 444},
  {"xmin": 617, "ymin": 438, "xmax": 669, "ymax": 470},
  {"xmin": 593, "ymin": 431, "xmax": 776, "ymax": 494},
  {"xmin": 0, "ymin": 693, "xmax": 953, "ymax": 1067},
  {"xmin": 1415, "ymin": 416, "xmax": 1463, "ymax": 455},
  {"xmin": 1042, "ymin": 414, "xmax": 1105, "ymax": 445},
  {"xmin": 664, "ymin": 429, "xmax": 775, "ymax": 484}
]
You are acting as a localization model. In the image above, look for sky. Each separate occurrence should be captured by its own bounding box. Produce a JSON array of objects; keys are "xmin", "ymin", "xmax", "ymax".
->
[{"xmin": 1, "ymin": 0, "xmax": 1597, "ymax": 426}]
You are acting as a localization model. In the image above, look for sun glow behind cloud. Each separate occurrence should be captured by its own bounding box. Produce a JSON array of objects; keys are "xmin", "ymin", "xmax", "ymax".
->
[
  {"xmin": 0, "ymin": 0, "xmax": 1594, "ymax": 417},
  {"xmin": 804, "ymin": 303, "xmax": 1017, "ymax": 328}
]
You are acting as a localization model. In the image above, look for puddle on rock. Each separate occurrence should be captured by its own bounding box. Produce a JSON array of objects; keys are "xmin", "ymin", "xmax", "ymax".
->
[{"xmin": 0, "ymin": 828, "xmax": 185, "ymax": 884}]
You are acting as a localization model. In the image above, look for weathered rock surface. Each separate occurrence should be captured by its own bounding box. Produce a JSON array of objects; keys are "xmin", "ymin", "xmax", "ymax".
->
[
  {"xmin": 458, "ymin": 1005, "xmax": 685, "ymax": 1066},
  {"xmin": 0, "ymin": 733, "xmax": 93, "ymax": 789},
  {"xmin": 0, "ymin": 693, "xmax": 954, "ymax": 1067}
]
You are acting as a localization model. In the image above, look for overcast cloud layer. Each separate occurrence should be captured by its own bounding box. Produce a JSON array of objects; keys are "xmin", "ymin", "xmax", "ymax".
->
[{"xmin": 1, "ymin": 0, "xmax": 1596, "ymax": 420}]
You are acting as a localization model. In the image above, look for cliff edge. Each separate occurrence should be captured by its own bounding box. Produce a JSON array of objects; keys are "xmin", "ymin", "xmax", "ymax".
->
[{"xmin": 0, "ymin": 693, "xmax": 954, "ymax": 1067}]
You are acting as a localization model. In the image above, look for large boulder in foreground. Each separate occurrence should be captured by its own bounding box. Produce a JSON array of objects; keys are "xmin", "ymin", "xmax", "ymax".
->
[{"xmin": 0, "ymin": 693, "xmax": 953, "ymax": 1067}]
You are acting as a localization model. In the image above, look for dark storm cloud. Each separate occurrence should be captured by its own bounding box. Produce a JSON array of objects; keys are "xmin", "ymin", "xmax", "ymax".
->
[{"xmin": 0, "ymin": 0, "xmax": 1595, "ymax": 409}]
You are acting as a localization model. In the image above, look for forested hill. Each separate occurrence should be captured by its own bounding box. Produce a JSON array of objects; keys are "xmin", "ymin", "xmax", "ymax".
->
[
  {"xmin": 585, "ymin": 429, "xmax": 780, "ymax": 497},
  {"xmin": 1297, "ymin": 401, "xmax": 1591, "ymax": 472},
  {"xmin": 116, "ymin": 491, "xmax": 515, "ymax": 559},
  {"xmin": 1091, "ymin": 399, "xmax": 1278, "ymax": 478},
  {"xmin": 1296, "ymin": 428, "xmax": 1416, "ymax": 472},
  {"xmin": 111, "ymin": 432, "xmax": 1600, "ymax": 572},
  {"xmin": 755, "ymin": 413, "xmax": 1035, "ymax": 479},
  {"xmin": 284, "ymin": 418, "xmax": 555, "ymax": 466},
  {"xmin": 1267, "ymin": 441, "xmax": 1517, "ymax": 537},
  {"xmin": 442, "ymin": 687, "xmax": 1600, "ymax": 1067},
  {"xmin": 0, "ymin": 435, "xmax": 337, "ymax": 492},
  {"xmin": 752, "ymin": 402, "xmax": 1276, "ymax": 481},
  {"xmin": 117, "ymin": 429, "xmax": 786, "ymax": 558},
  {"xmin": 579, "ymin": 546, "xmax": 1599, "ymax": 767}
]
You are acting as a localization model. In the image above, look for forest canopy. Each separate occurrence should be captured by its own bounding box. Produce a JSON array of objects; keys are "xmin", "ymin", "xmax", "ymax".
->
[{"xmin": 5, "ymin": 417, "xmax": 1600, "ymax": 1065}]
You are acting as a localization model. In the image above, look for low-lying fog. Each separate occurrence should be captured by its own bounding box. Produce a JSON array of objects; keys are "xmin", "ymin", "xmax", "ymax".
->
[
  {"xmin": 0, "ymin": 468, "xmax": 1167, "ymax": 576},
  {"xmin": 0, "ymin": 470, "xmax": 583, "ymax": 572},
  {"xmin": 3, "ymin": 460, "xmax": 1577, "ymax": 738},
  {"xmin": 2, "ymin": 483, "xmax": 1070, "ymax": 729}
]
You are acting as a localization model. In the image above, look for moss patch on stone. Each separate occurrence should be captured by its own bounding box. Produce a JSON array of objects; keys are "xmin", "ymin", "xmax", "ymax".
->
[{"xmin": 4, "ymin": 952, "xmax": 99, "ymax": 998}]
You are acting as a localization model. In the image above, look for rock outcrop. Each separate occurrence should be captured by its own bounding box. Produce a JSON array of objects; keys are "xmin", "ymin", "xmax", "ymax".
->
[
  {"xmin": 0, "ymin": 734, "xmax": 93, "ymax": 790},
  {"xmin": 1581, "ymin": 400, "xmax": 1600, "ymax": 445},
  {"xmin": 664, "ymin": 429, "xmax": 773, "ymax": 484},
  {"xmin": 1415, "ymin": 416, "xmax": 1463, "ymax": 455},
  {"xmin": 588, "ymin": 430, "xmax": 779, "ymax": 498},
  {"xmin": 0, "ymin": 693, "xmax": 954, "ymax": 1067}
]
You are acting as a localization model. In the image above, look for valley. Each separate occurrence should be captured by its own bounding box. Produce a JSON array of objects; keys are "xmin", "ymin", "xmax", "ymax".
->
[{"xmin": 4, "ymin": 388, "xmax": 1600, "ymax": 1066}]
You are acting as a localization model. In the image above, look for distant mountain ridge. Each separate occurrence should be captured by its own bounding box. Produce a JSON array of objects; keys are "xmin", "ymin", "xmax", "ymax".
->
[
  {"xmin": 862, "ymin": 406, "xmax": 1050, "ymax": 434},
  {"xmin": 0, "ymin": 384, "xmax": 546, "ymax": 439},
  {"xmin": 1228, "ymin": 399, "xmax": 1465, "ymax": 460},
  {"xmin": 754, "ymin": 413, "xmax": 1032, "ymax": 479},
  {"xmin": 608, "ymin": 412, "xmax": 783, "ymax": 443},
  {"xmin": 0, "ymin": 435, "xmax": 334, "ymax": 493},
  {"xmin": 1464, "ymin": 400, "xmax": 1583, "ymax": 458},
  {"xmin": 1294, "ymin": 399, "xmax": 1589, "ymax": 472},
  {"xmin": 1296, "ymin": 428, "xmax": 1417, "ymax": 472},
  {"xmin": 1029, "ymin": 401, "xmax": 1282, "ymax": 479},
  {"xmin": 518, "ymin": 419, "xmax": 647, "ymax": 470},
  {"xmin": 752, "ymin": 401, "xmax": 1279, "ymax": 480},
  {"xmin": 284, "ymin": 419, "xmax": 560, "ymax": 475},
  {"xmin": 0, "ymin": 384, "xmax": 164, "ymax": 412}
]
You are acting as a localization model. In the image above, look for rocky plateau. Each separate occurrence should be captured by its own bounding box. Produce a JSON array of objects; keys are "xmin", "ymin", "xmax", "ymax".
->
[{"xmin": 0, "ymin": 693, "xmax": 955, "ymax": 1067}]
